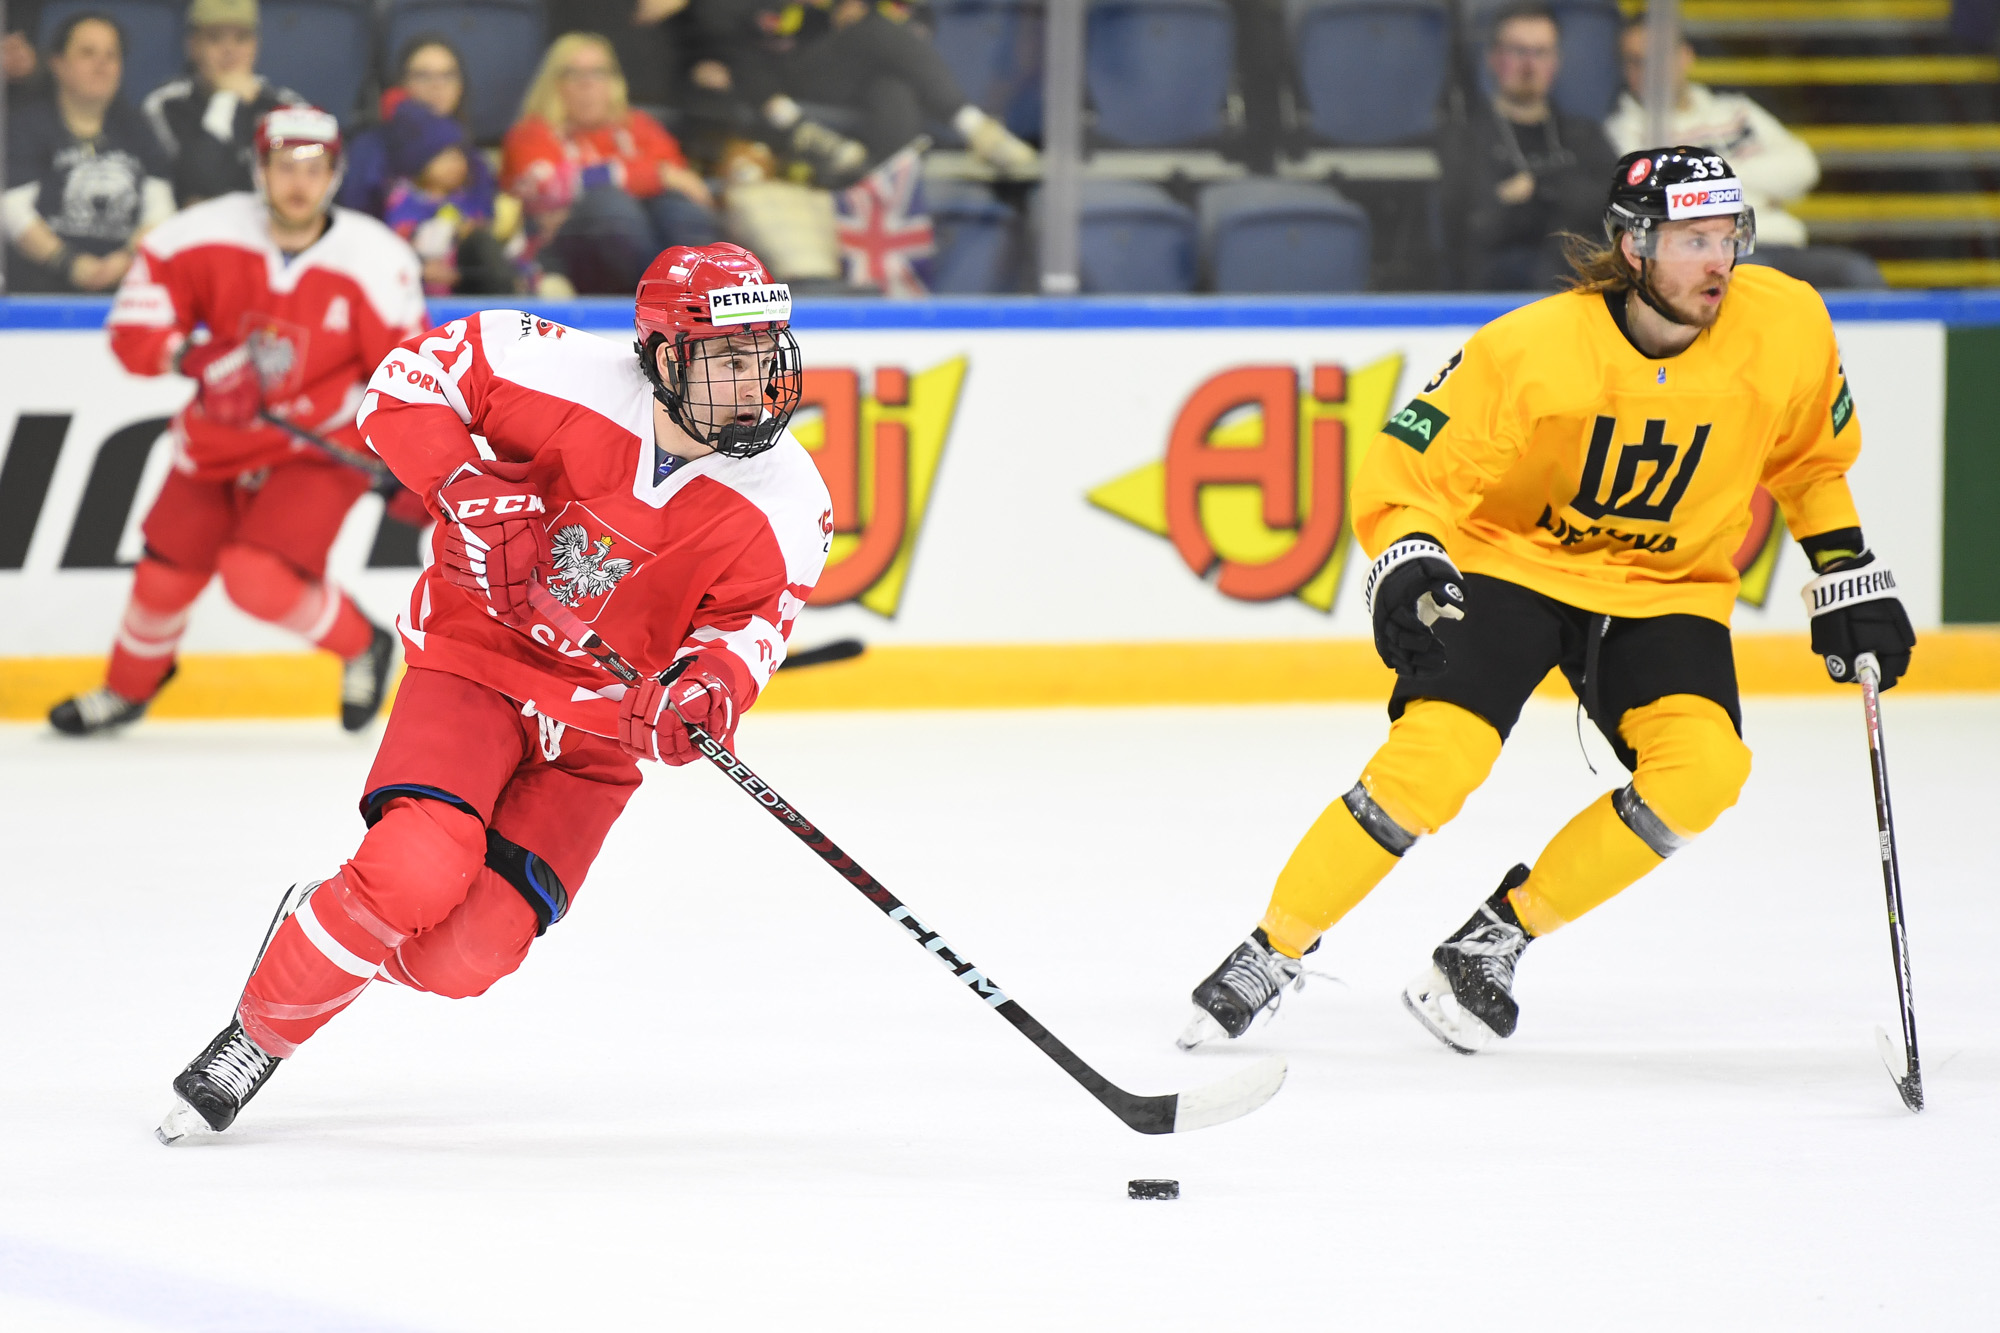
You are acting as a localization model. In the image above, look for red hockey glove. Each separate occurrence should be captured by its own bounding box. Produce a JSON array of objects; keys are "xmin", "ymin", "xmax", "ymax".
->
[
  {"xmin": 436, "ymin": 463, "xmax": 552, "ymax": 629},
  {"xmin": 177, "ymin": 339, "xmax": 263, "ymax": 428},
  {"xmin": 619, "ymin": 659, "xmax": 740, "ymax": 765}
]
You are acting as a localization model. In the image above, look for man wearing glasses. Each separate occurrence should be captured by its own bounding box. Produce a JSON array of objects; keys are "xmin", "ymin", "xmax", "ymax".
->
[
  {"xmin": 1442, "ymin": 1, "xmax": 1617, "ymax": 291},
  {"xmin": 142, "ymin": 0, "xmax": 306, "ymax": 206}
]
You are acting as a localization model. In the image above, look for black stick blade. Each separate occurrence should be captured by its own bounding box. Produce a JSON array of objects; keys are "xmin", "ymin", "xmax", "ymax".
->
[{"xmin": 783, "ymin": 639, "xmax": 866, "ymax": 670}]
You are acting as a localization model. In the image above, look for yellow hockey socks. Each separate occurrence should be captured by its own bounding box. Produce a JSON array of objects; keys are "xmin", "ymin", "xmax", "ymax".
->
[
  {"xmin": 1260, "ymin": 701, "xmax": 1502, "ymax": 958},
  {"xmin": 1510, "ymin": 695, "xmax": 1752, "ymax": 934}
]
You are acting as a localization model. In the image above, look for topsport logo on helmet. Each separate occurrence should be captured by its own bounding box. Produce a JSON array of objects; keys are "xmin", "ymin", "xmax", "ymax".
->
[
  {"xmin": 1626, "ymin": 157, "xmax": 1652, "ymax": 186},
  {"xmin": 1665, "ymin": 179, "xmax": 1745, "ymax": 219}
]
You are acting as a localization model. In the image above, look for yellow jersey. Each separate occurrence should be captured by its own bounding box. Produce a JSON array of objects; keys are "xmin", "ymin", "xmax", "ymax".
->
[{"xmin": 1356, "ymin": 264, "xmax": 1862, "ymax": 624}]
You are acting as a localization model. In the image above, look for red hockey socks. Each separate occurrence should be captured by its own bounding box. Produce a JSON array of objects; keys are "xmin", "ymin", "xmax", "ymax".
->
[
  {"xmin": 238, "ymin": 872, "xmax": 393, "ymax": 1057},
  {"xmin": 105, "ymin": 558, "xmax": 208, "ymax": 701},
  {"xmin": 238, "ymin": 799, "xmax": 488, "ymax": 1056},
  {"xmin": 216, "ymin": 543, "xmax": 374, "ymax": 659}
]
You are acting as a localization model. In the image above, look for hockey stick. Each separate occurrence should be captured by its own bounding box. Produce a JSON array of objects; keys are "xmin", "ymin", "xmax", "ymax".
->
[
  {"xmin": 524, "ymin": 581, "xmax": 1286, "ymax": 1134},
  {"xmin": 780, "ymin": 638, "xmax": 865, "ymax": 670},
  {"xmin": 256, "ymin": 410, "xmax": 401, "ymax": 496},
  {"xmin": 1857, "ymin": 652, "xmax": 1923, "ymax": 1113}
]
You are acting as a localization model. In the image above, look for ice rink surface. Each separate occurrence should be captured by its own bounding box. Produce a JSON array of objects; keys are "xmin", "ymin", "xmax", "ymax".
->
[{"xmin": 4, "ymin": 691, "xmax": 1996, "ymax": 1331}]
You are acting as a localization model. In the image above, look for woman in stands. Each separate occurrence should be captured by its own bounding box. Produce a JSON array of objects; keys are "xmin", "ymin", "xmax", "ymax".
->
[
  {"xmin": 502, "ymin": 32, "xmax": 719, "ymax": 294},
  {"xmin": 338, "ymin": 35, "xmax": 515, "ymax": 295}
]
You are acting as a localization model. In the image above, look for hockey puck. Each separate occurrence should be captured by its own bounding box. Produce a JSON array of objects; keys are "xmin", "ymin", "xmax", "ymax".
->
[{"xmin": 1127, "ymin": 1178, "xmax": 1179, "ymax": 1200}]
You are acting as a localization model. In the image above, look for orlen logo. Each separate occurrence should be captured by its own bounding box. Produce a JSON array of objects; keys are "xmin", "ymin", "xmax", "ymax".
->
[
  {"xmin": 1626, "ymin": 157, "xmax": 1652, "ymax": 185},
  {"xmin": 794, "ymin": 358, "xmax": 967, "ymax": 614},
  {"xmin": 1090, "ymin": 356, "xmax": 1403, "ymax": 609}
]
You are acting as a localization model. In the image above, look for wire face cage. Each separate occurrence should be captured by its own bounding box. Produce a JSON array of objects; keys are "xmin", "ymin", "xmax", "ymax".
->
[{"xmin": 654, "ymin": 326, "xmax": 804, "ymax": 459}]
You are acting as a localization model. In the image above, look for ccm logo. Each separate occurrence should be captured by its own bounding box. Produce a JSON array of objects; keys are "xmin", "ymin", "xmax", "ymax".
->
[{"xmin": 452, "ymin": 495, "xmax": 546, "ymax": 517}]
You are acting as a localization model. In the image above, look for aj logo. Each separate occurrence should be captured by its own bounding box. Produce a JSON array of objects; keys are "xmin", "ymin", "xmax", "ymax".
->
[
  {"xmin": 794, "ymin": 359, "xmax": 967, "ymax": 615},
  {"xmin": 1090, "ymin": 356, "xmax": 1403, "ymax": 609}
]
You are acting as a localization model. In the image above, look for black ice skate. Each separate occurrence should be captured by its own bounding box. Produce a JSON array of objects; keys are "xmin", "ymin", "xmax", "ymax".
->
[
  {"xmin": 1177, "ymin": 929, "xmax": 1307, "ymax": 1049},
  {"xmin": 48, "ymin": 665, "xmax": 176, "ymax": 736},
  {"xmin": 156, "ymin": 1019, "xmax": 282, "ymax": 1144},
  {"xmin": 340, "ymin": 623, "xmax": 398, "ymax": 732},
  {"xmin": 1403, "ymin": 864, "xmax": 1534, "ymax": 1054}
]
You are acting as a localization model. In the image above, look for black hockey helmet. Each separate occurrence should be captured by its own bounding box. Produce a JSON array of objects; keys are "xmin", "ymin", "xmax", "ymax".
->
[{"xmin": 1604, "ymin": 146, "xmax": 1756, "ymax": 260}]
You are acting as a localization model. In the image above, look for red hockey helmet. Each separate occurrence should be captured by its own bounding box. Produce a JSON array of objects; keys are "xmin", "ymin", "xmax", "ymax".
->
[
  {"xmin": 252, "ymin": 105, "xmax": 345, "ymax": 215},
  {"xmin": 635, "ymin": 243, "xmax": 802, "ymax": 458}
]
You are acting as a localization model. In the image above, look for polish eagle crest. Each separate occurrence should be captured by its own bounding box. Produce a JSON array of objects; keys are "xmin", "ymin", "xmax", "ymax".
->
[{"xmin": 547, "ymin": 525, "xmax": 634, "ymax": 605}]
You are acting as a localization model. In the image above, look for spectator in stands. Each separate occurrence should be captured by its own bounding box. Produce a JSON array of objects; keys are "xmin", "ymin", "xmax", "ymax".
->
[
  {"xmin": 379, "ymin": 102, "xmax": 516, "ymax": 296},
  {"xmin": 336, "ymin": 36, "xmax": 516, "ymax": 295},
  {"xmin": 1606, "ymin": 20, "xmax": 1884, "ymax": 289},
  {"xmin": 502, "ymin": 32, "xmax": 719, "ymax": 294},
  {"xmin": 340, "ymin": 36, "xmax": 473, "ymax": 218},
  {"xmin": 682, "ymin": 0, "xmax": 1038, "ymax": 182},
  {"xmin": 143, "ymin": 0, "xmax": 304, "ymax": 207},
  {"xmin": 4, "ymin": 13, "xmax": 173, "ymax": 292},
  {"xmin": 1441, "ymin": 2, "xmax": 1617, "ymax": 290}
]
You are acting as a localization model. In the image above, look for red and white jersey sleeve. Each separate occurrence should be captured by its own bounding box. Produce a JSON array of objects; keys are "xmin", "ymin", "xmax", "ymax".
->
[
  {"xmin": 107, "ymin": 194, "xmax": 426, "ymax": 479},
  {"xmin": 362, "ymin": 310, "xmax": 833, "ymax": 738}
]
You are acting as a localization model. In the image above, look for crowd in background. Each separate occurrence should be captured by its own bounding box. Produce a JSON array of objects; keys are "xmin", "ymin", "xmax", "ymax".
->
[{"xmin": 1, "ymin": 0, "xmax": 1883, "ymax": 296}]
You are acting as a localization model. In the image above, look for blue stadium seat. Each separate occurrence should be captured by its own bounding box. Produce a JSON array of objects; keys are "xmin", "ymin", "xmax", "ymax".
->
[
  {"xmin": 1462, "ymin": 0, "xmax": 1625, "ymax": 121},
  {"xmin": 1075, "ymin": 179, "xmax": 1197, "ymax": 292},
  {"xmin": 1286, "ymin": 0, "xmax": 1450, "ymax": 146},
  {"xmin": 1200, "ymin": 178, "xmax": 1371, "ymax": 292},
  {"xmin": 931, "ymin": 0, "xmax": 1044, "ymax": 140},
  {"xmin": 1086, "ymin": 0, "xmax": 1233, "ymax": 148},
  {"xmin": 38, "ymin": 0, "xmax": 184, "ymax": 105},
  {"xmin": 925, "ymin": 181, "xmax": 1017, "ymax": 294},
  {"xmin": 382, "ymin": 0, "xmax": 545, "ymax": 144},
  {"xmin": 260, "ymin": 0, "xmax": 373, "ymax": 122}
]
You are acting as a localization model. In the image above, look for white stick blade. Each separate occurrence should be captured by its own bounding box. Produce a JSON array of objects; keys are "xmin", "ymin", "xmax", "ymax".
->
[
  {"xmin": 1875, "ymin": 1024, "xmax": 1913, "ymax": 1085},
  {"xmin": 1171, "ymin": 1056, "xmax": 1287, "ymax": 1132}
]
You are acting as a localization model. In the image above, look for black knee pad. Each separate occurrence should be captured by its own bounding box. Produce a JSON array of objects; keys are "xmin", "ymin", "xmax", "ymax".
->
[{"xmin": 484, "ymin": 829, "xmax": 570, "ymax": 937}]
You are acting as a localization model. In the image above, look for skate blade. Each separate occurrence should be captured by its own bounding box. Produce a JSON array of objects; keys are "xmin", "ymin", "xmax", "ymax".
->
[
  {"xmin": 1176, "ymin": 1008, "xmax": 1230, "ymax": 1051},
  {"xmin": 1402, "ymin": 965, "xmax": 1493, "ymax": 1056},
  {"xmin": 155, "ymin": 1098, "xmax": 214, "ymax": 1146}
]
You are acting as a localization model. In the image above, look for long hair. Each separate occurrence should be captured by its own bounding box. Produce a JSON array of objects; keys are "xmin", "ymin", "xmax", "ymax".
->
[
  {"xmin": 1561, "ymin": 229, "xmax": 1641, "ymax": 294},
  {"xmin": 519, "ymin": 32, "xmax": 629, "ymax": 132}
]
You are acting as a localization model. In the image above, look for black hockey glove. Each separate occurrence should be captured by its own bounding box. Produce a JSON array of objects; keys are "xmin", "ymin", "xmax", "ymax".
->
[
  {"xmin": 1365, "ymin": 534, "xmax": 1466, "ymax": 681},
  {"xmin": 1800, "ymin": 530, "xmax": 1915, "ymax": 690}
]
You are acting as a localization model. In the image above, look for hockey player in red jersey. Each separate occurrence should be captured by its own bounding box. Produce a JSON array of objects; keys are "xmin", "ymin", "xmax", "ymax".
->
[
  {"xmin": 156, "ymin": 243, "xmax": 831, "ymax": 1143},
  {"xmin": 50, "ymin": 106, "xmax": 427, "ymax": 736}
]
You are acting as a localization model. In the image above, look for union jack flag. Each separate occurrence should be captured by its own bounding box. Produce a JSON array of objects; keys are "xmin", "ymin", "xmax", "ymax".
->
[{"xmin": 835, "ymin": 144, "xmax": 935, "ymax": 297}]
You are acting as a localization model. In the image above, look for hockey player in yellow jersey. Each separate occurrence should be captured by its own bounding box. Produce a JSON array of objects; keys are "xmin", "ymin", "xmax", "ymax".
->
[{"xmin": 1178, "ymin": 147, "xmax": 1917, "ymax": 1055}]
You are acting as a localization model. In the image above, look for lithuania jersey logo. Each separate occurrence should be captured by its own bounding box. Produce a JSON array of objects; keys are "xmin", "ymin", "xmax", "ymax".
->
[
  {"xmin": 1089, "ymin": 356, "xmax": 1404, "ymax": 610},
  {"xmin": 795, "ymin": 358, "xmax": 967, "ymax": 616}
]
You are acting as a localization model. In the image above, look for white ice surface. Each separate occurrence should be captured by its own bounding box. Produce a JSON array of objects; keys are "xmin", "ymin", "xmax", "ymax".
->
[{"xmin": 3, "ymin": 695, "xmax": 1996, "ymax": 1330}]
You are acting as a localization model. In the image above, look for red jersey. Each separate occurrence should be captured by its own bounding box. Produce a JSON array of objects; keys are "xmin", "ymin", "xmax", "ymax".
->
[
  {"xmin": 108, "ymin": 192, "xmax": 428, "ymax": 480},
  {"xmin": 359, "ymin": 310, "xmax": 833, "ymax": 738},
  {"xmin": 500, "ymin": 111, "xmax": 689, "ymax": 211}
]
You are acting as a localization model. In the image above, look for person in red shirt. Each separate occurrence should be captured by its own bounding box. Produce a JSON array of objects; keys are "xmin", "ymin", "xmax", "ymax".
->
[
  {"xmin": 502, "ymin": 31, "xmax": 718, "ymax": 293},
  {"xmin": 156, "ymin": 243, "xmax": 832, "ymax": 1143},
  {"xmin": 51, "ymin": 106, "xmax": 428, "ymax": 737}
]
